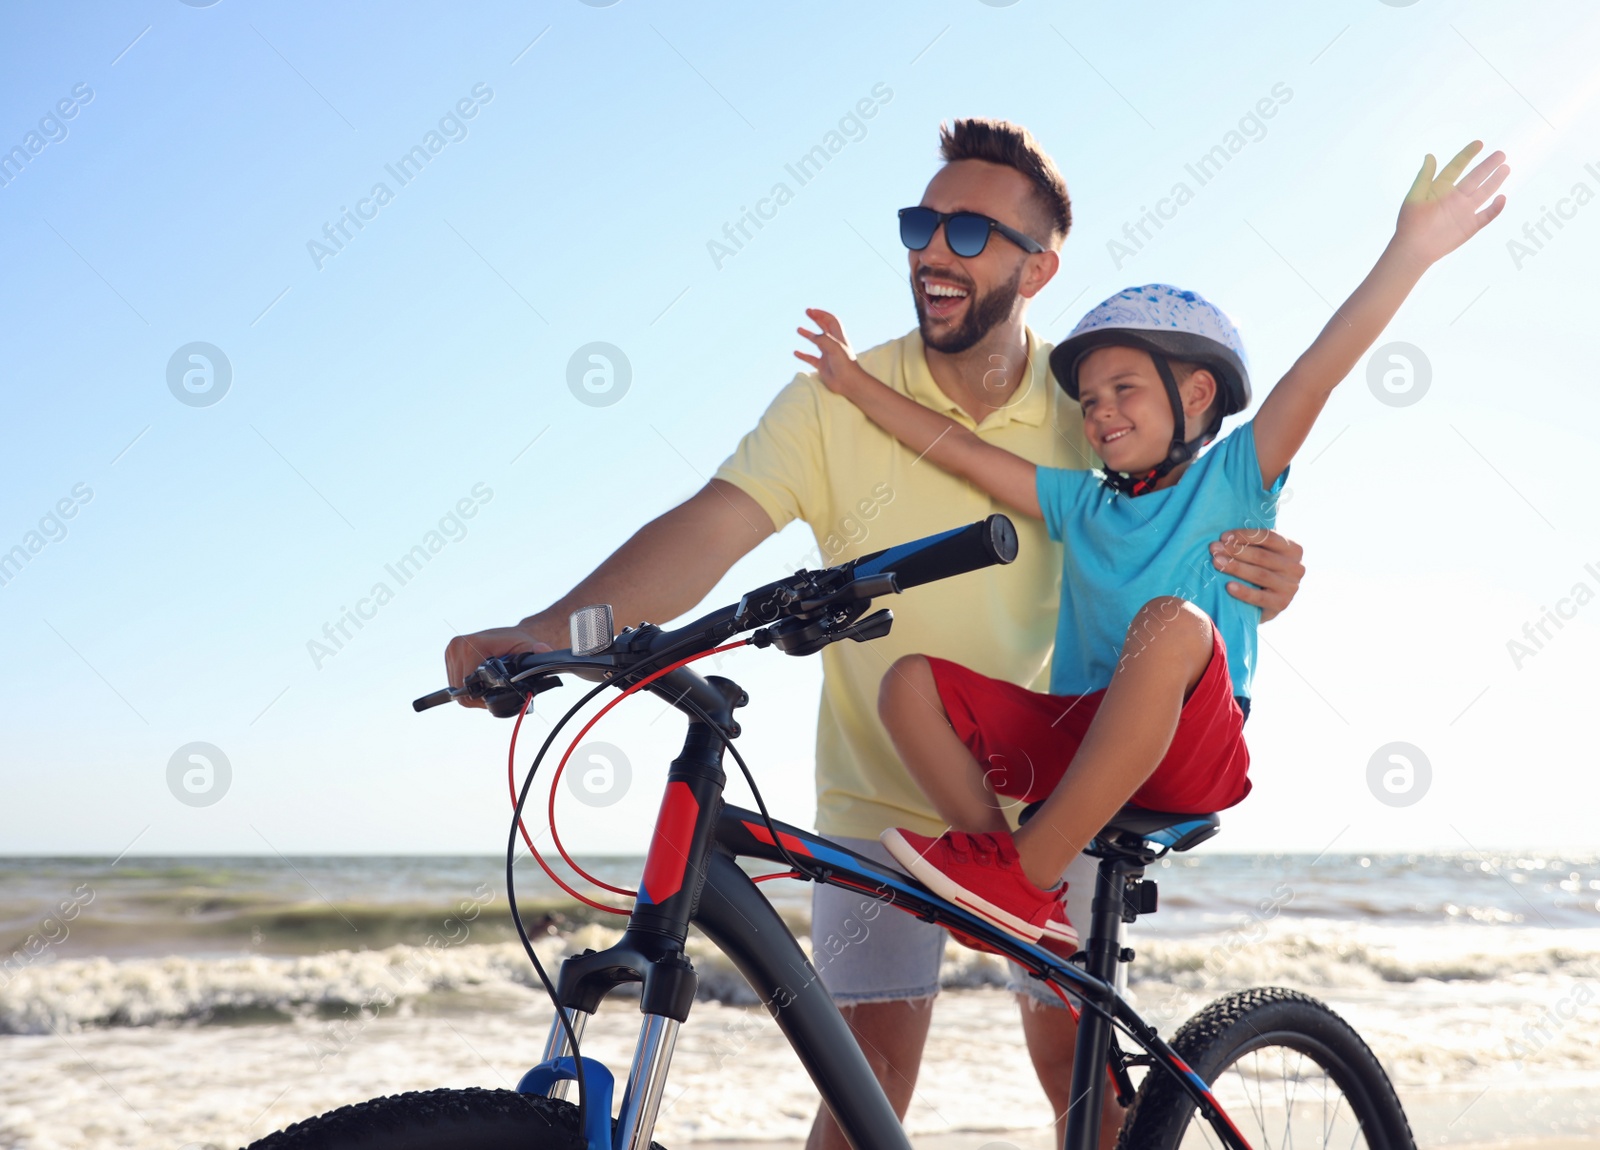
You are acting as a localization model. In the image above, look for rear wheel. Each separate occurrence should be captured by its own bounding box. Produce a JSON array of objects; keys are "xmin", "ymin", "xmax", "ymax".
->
[
  {"xmin": 1116, "ymin": 987, "xmax": 1415, "ymax": 1150},
  {"xmin": 245, "ymin": 1087, "xmax": 666, "ymax": 1150}
]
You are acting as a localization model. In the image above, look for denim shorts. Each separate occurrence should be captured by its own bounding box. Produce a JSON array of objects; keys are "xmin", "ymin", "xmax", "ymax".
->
[{"xmin": 810, "ymin": 836, "xmax": 1101, "ymax": 1008}]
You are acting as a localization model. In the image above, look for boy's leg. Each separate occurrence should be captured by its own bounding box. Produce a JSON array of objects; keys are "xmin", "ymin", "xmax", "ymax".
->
[
  {"xmin": 878, "ymin": 654, "xmax": 1008, "ymax": 834},
  {"xmin": 1012, "ymin": 597, "xmax": 1214, "ymax": 889}
]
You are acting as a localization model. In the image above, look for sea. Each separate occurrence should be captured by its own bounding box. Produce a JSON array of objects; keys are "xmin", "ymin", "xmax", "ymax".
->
[{"xmin": 3, "ymin": 851, "xmax": 1599, "ymax": 1149}]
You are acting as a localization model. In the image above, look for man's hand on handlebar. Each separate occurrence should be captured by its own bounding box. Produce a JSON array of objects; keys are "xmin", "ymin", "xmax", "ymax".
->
[{"xmin": 445, "ymin": 626, "xmax": 552, "ymax": 709}]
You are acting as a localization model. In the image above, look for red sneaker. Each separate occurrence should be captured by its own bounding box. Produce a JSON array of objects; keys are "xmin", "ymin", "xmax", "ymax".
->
[
  {"xmin": 881, "ymin": 828, "xmax": 1079, "ymax": 957},
  {"xmin": 945, "ymin": 925, "xmax": 1004, "ymax": 957}
]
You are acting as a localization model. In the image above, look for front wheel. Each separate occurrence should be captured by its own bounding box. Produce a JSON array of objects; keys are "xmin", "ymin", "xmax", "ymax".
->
[
  {"xmin": 1116, "ymin": 987, "xmax": 1415, "ymax": 1150},
  {"xmin": 245, "ymin": 1087, "xmax": 666, "ymax": 1150}
]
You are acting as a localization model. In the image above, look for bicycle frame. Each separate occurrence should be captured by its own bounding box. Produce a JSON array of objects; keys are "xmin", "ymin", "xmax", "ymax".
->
[{"xmin": 518, "ymin": 672, "xmax": 1251, "ymax": 1150}]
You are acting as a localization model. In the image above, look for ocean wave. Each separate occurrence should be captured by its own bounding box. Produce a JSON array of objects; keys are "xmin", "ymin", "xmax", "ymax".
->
[
  {"xmin": 1130, "ymin": 929, "xmax": 1600, "ymax": 990},
  {"xmin": 0, "ymin": 934, "xmax": 677, "ymax": 1035},
  {"xmin": 0, "ymin": 898, "xmax": 628, "ymax": 960},
  {"xmin": 0, "ymin": 921, "xmax": 1018, "ymax": 1036},
  {"xmin": 1, "ymin": 933, "xmax": 564, "ymax": 1036},
  {"xmin": 8, "ymin": 916, "xmax": 1597, "ymax": 1036}
]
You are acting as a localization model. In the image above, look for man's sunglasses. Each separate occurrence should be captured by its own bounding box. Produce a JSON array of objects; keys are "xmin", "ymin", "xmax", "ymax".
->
[{"xmin": 898, "ymin": 206, "xmax": 1045, "ymax": 258}]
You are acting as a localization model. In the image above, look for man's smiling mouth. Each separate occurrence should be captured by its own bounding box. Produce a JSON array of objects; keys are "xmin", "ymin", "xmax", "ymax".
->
[{"xmin": 918, "ymin": 273, "xmax": 971, "ymax": 317}]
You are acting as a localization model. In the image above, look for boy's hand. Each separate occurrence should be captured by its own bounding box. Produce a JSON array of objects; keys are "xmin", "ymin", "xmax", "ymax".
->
[
  {"xmin": 795, "ymin": 308, "xmax": 868, "ymax": 395},
  {"xmin": 1394, "ymin": 141, "xmax": 1509, "ymax": 266}
]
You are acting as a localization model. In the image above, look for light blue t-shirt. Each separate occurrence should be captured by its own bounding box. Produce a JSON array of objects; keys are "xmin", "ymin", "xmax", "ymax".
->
[{"xmin": 1035, "ymin": 421, "xmax": 1286, "ymax": 699}]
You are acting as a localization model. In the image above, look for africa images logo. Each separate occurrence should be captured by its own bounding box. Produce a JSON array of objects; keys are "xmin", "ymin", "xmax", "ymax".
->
[
  {"xmin": 167, "ymin": 342, "xmax": 232, "ymax": 407},
  {"xmin": 567, "ymin": 342, "xmax": 631, "ymax": 407},
  {"xmin": 1366, "ymin": 742, "xmax": 1431, "ymax": 807},
  {"xmin": 1366, "ymin": 342, "xmax": 1431, "ymax": 407},
  {"xmin": 167, "ymin": 742, "xmax": 232, "ymax": 807}
]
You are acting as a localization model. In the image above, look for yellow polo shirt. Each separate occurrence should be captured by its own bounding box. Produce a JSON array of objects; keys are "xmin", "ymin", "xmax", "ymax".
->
[{"xmin": 714, "ymin": 328, "xmax": 1096, "ymax": 840}]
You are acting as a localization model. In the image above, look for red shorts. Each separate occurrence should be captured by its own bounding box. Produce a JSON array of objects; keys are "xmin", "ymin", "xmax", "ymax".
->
[{"xmin": 926, "ymin": 626, "xmax": 1251, "ymax": 814}]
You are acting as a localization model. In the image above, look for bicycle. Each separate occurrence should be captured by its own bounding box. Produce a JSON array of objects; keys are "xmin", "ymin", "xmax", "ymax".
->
[{"xmin": 249, "ymin": 515, "xmax": 1415, "ymax": 1150}]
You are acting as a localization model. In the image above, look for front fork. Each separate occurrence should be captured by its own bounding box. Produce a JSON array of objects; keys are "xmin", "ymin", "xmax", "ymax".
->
[
  {"xmin": 523, "ymin": 674, "xmax": 743, "ymax": 1150},
  {"xmin": 541, "ymin": 1007, "xmax": 681, "ymax": 1150},
  {"xmin": 616, "ymin": 1013, "xmax": 680, "ymax": 1149},
  {"xmin": 538, "ymin": 1007, "xmax": 589, "ymax": 1101}
]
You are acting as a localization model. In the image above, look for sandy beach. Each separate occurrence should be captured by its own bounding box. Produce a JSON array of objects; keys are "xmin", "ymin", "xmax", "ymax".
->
[{"xmin": 5, "ymin": 986, "xmax": 1599, "ymax": 1149}]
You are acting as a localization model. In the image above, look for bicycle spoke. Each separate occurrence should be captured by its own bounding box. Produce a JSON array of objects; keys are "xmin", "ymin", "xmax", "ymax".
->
[
  {"xmin": 1278, "ymin": 1047, "xmax": 1303, "ymax": 1149},
  {"xmin": 1184, "ymin": 1043, "xmax": 1377, "ymax": 1150},
  {"xmin": 1320, "ymin": 1069, "xmax": 1346, "ymax": 1149},
  {"xmin": 1279, "ymin": 1046, "xmax": 1291, "ymax": 1149},
  {"xmin": 1240, "ymin": 1051, "xmax": 1269, "ymax": 1138},
  {"xmin": 1130, "ymin": 992, "xmax": 1405, "ymax": 1150},
  {"xmin": 1322, "ymin": 1064, "xmax": 1333, "ymax": 1145}
]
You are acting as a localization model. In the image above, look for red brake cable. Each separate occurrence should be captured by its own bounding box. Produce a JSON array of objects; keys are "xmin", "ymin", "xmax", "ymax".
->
[
  {"xmin": 508, "ymin": 640, "xmax": 751, "ymax": 915},
  {"xmin": 752, "ymin": 871, "xmax": 802, "ymax": 883}
]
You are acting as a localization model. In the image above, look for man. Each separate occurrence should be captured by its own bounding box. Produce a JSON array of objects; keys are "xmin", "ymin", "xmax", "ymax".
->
[{"xmin": 446, "ymin": 118, "xmax": 1305, "ymax": 1149}]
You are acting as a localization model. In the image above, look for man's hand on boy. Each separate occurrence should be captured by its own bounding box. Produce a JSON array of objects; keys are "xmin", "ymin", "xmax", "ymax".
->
[
  {"xmin": 1394, "ymin": 141, "xmax": 1509, "ymax": 265},
  {"xmin": 795, "ymin": 308, "xmax": 867, "ymax": 395},
  {"xmin": 1212, "ymin": 529, "xmax": 1304, "ymax": 623}
]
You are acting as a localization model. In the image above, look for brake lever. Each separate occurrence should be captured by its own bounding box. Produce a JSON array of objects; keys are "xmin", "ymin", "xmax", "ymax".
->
[
  {"xmin": 413, "ymin": 687, "xmax": 463, "ymax": 712},
  {"xmin": 762, "ymin": 603, "xmax": 895, "ymax": 656},
  {"xmin": 413, "ymin": 653, "xmax": 569, "ymax": 717},
  {"xmin": 835, "ymin": 608, "xmax": 893, "ymax": 644},
  {"xmin": 793, "ymin": 572, "xmax": 899, "ymax": 616},
  {"xmin": 473, "ymin": 656, "xmax": 518, "ymax": 692}
]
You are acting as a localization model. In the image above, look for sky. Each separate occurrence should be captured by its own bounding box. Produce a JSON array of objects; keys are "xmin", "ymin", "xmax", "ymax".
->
[{"xmin": 1, "ymin": 0, "xmax": 1598, "ymax": 858}]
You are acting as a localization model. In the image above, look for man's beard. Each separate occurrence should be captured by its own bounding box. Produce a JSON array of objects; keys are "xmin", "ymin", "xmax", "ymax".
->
[{"xmin": 912, "ymin": 264, "xmax": 1023, "ymax": 355}]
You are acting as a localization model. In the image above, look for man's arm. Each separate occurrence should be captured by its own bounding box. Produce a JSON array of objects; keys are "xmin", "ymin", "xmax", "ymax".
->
[
  {"xmin": 797, "ymin": 308, "xmax": 1042, "ymax": 518},
  {"xmin": 1214, "ymin": 529, "xmax": 1304, "ymax": 624},
  {"xmin": 444, "ymin": 479, "xmax": 774, "ymax": 706}
]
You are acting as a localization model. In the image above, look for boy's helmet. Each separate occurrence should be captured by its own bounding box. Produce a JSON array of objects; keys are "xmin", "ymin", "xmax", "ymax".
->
[{"xmin": 1048, "ymin": 284, "xmax": 1252, "ymax": 495}]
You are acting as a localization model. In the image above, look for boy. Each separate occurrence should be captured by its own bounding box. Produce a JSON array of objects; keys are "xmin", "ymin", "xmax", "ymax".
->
[{"xmin": 795, "ymin": 141, "xmax": 1507, "ymax": 953}]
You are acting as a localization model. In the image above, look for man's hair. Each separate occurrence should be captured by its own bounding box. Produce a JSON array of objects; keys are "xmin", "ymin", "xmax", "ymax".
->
[{"xmin": 939, "ymin": 118, "xmax": 1072, "ymax": 246}]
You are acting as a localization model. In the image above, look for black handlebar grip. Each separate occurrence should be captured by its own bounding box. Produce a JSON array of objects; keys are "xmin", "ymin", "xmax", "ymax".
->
[
  {"xmin": 847, "ymin": 514, "xmax": 1017, "ymax": 593},
  {"xmin": 413, "ymin": 688, "xmax": 456, "ymax": 713}
]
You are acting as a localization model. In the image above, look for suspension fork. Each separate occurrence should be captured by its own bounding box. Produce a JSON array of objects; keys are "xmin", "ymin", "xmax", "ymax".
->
[
  {"xmin": 530, "ymin": 674, "xmax": 745, "ymax": 1149},
  {"xmin": 539, "ymin": 1007, "xmax": 590, "ymax": 1101}
]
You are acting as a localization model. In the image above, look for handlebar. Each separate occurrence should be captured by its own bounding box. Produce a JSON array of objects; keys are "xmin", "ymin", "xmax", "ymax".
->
[
  {"xmin": 845, "ymin": 513, "xmax": 1018, "ymax": 592},
  {"xmin": 415, "ymin": 514, "xmax": 1018, "ymax": 720}
]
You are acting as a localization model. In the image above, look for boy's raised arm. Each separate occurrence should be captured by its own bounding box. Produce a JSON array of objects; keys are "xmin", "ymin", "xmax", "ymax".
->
[
  {"xmin": 795, "ymin": 308, "xmax": 1043, "ymax": 519},
  {"xmin": 1253, "ymin": 142, "xmax": 1508, "ymax": 485}
]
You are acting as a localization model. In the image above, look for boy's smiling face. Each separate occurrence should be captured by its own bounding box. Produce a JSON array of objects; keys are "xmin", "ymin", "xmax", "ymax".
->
[{"xmin": 1076, "ymin": 344, "xmax": 1217, "ymax": 474}]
